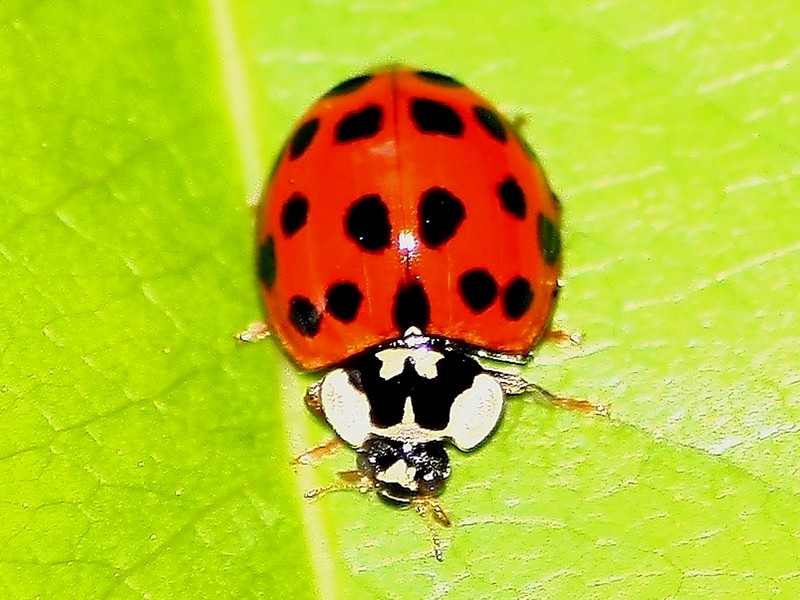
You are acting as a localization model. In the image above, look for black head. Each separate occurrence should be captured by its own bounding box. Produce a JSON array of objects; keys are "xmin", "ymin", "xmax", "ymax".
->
[{"xmin": 356, "ymin": 437, "xmax": 451, "ymax": 502}]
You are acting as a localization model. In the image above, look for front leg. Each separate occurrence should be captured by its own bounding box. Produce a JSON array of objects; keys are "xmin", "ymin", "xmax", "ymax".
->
[
  {"xmin": 304, "ymin": 379, "xmax": 325, "ymax": 418},
  {"xmin": 291, "ymin": 380, "xmax": 347, "ymax": 464},
  {"xmin": 293, "ymin": 436, "xmax": 345, "ymax": 465}
]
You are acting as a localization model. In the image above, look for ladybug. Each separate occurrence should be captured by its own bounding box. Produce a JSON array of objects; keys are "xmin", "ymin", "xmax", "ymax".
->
[{"xmin": 255, "ymin": 66, "xmax": 563, "ymax": 517}]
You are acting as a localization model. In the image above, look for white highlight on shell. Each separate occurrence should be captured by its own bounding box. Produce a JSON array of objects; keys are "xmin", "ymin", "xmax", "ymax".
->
[{"xmin": 397, "ymin": 230, "xmax": 419, "ymax": 257}]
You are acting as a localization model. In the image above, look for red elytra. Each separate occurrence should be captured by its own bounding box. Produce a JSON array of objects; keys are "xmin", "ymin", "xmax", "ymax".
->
[{"xmin": 257, "ymin": 66, "xmax": 561, "ymax": 371}]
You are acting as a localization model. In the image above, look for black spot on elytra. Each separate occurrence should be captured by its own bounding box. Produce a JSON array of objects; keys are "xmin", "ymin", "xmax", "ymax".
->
[
  {"xmin": 324, "ymin": 74, "xmax": 373, "ymax": 97},
  {"xmin": 392, "ymin": 281, "xmax": 430, "ymax": 332},
  {"xmin": 458, "ymin": 269, "xmax": 498, "ymax": 313},
  {"xmin": 418, "ymin": 187, "xmax": 465, "ymax": 248},
  {"xmin": 474, "ymin": 106, "xmax": 507, "ymax": 142},
  {"xmin": 289, "ymin": 296, "xmax": 322, "ymax": 337},
  {"xmin": 280, "ymin": 193, "xmax": 309, "ymax": 237},
  {"xmin": 537, "ymin": 213, "xmax": 561, "ymax": 265},
  {"xmin": 497, "ymin": 176, "xmax": 526, "ymax": 219},
  {"xmin": 503, "ymin": 277, "xmax": 533, "ymax": 320},
  {"xmin": 335, "ymin": 104, "xmax": 383, "ymax": 143},
  {"xmin": 257, "ymin": 235, "xmax": 276, "ymax": 289},
  {"xmin": 325, "ymin": 282, "xmax": 363, "ymax": 322},
  {"xmin": 345, "ymin": 194, "xmax": 391, "ymax": 251},
  {"xmin": 410, "ymin": 98, "xmax": 463, "ymax": 137},
  {"xmin": 289, "ymin": 118, "xmax": 319, "ymax": 160},
  {"xmin": 414, "ymin": 70, "xmax": 464, "ymax": 87},
  {"xmin": 346, "ymin": 351, "xmax": 482, "ymax": 430}
]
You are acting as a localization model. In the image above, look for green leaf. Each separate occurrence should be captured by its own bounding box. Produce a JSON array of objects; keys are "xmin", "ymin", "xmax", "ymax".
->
[{"xmin": 2, "ymin": 0, "xmax": 798, "ymax": 598}]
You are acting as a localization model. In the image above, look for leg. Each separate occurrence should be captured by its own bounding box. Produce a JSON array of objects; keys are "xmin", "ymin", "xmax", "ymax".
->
[
  {"xmin": 306, "ymin": 472, "xmax": 452, "ymax": 561},
  {"xmin": 545, "ymin": 329, "xmax": 584, "ymax": 345},
  {"xmin": 413, "ymin": 495, "xmax": 451, "ymax": 528},
  {"xmin": 539, "ymin": 388, "xmax": 610, "ymax": 417},
  {"xmin": 293, "ymin": 437, "xmax": 346, "ymax": 465},
  {"xmin": 304, "ymin": 470, "xmax": 372, "ymax": 499},
  {"xmin": 488, "ymin": 369, "xmax": 609, "ymax": 417},
  {"xmin": 488, "ymin": 369, "xmax": 539, "ymax": 395},
  {"xmin": 412, "ymin": 496, "xmax": 451, "ymax": 562},
  {"xmin": 304, "ymin": 380, "xmax": 325, "ymax": 419},
  {"xmin": 236, "ymin": 321, "xmax": 270, "ymax": 342},
  {"xmin": 292, "ymin": 380, "xmax": 345, "ymax": 464}
]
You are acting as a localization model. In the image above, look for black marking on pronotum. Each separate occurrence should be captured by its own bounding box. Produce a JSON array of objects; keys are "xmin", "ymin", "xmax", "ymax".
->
[
  {"xmin": 392, "ymin": 281, "xmax": 430, "ymax": 332},
  {"xmin": 474, "ymin": 106, "xmax": 507, "ymax": 142},
  {"xmin": 325, "ymin": 282, "xmax": 363, "ymax": 322},
  {"xmin": 537, "ymin": 213, "xmax": 561, "ymax": 265},
  {"xmin": 346, "ymin": 351, "xmax": 483, "ymax": 430},
  {"xmin": 324, "ymin": 74, "xmax": 374, "ymax": 97},
  {"xmin": 503, "ymin": 277, "xmax": 533, "ymax": 320},
  {"xmin": 289, "ymin": 118, "xmax": 319, "ymax": 160},
  {"xmin": 258, "ymin": 235, "xmax": 276, "ymax": 289},
  {"xmin": 289, "ymin": 296, "xmax": 322, "ymax": 337},
  {"xmin": 280, "ymin": 193, "xmax": 309, "ymax": 237},
  {"xmin": 414, "ymin": 70, "xmax": 464, "ymax": 87},
  {"xmin": 497, "ymin": 176, "xmax": 526, "ymax": 219},
  {"xmin": 345, "ymin": 194, "xmax": 392, "ymax": 251},
  {"xmin": 418, "ymin": 187, "xmax": 465, "ymax": 248},
  {"xmin": 458, "ymin": 269, "xmax": 498, "ymax": 313},
  {"xmin": 410, "ymin": 98, "xmax": 464, "ymax": 137},
  {"xmin": 335, "ymin": 104, "xmax": 383, "ymax": 143}
]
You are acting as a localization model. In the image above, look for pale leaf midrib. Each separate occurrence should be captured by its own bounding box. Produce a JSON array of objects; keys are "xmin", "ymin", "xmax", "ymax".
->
[{"xmin": 208, "ymin": 2, "xmax": 337, "ymax": 598}]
